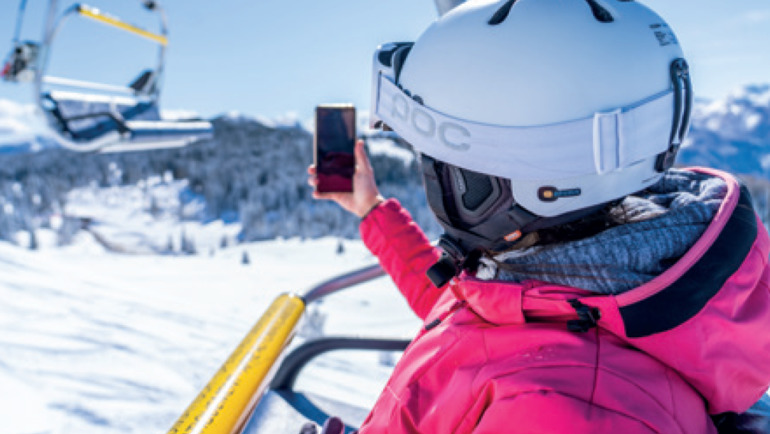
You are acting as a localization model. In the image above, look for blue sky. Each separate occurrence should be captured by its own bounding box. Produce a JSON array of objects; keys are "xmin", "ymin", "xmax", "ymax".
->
[{"xmin": 1, "ymin": 0, "xmax": 768, "ymax": 122}]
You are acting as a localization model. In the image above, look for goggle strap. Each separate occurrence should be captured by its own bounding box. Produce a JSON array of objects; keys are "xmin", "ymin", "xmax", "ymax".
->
[{"xmin": 374, "ymin": 73, "xmax": 673, "ymax": 180}]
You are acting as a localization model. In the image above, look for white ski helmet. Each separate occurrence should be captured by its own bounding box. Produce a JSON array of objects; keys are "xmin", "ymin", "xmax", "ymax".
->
[{"xmin": 370, "ymin": 0, "xmax": 692, "ymax": 284}]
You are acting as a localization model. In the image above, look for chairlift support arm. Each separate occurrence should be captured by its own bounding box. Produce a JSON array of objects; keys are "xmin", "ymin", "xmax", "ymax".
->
[
  {"xmin": 11, "ymin": 0, "xmax": 30, "ymax": 45},
  {"xmin": 36, "ymin": 0, "xmax": 168, "ymax": 104},
  {"xmin": 74, "ymin": 4, "xmax": 168, "ymax": 46}
]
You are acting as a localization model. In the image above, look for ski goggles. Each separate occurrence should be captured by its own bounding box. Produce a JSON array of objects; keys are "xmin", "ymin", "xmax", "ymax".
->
[{"xmin": 370, "ymin": 42, "xmax": 692, "ymax": 181}]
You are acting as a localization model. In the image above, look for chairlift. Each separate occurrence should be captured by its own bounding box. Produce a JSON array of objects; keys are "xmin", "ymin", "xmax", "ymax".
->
[{"xmin": 2, "ymin": 0, "xmax": 213, "ymax": 153}]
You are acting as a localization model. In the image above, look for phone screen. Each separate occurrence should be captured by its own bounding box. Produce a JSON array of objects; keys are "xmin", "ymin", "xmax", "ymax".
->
[{"xmin": 315, "ymin": 104, "xmax": 356, "ymax": 193}]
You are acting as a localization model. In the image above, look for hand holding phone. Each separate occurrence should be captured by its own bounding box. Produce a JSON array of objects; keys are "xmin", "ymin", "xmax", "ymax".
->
[
  {"xmin": 314, "ymin": 104, "xmax": 356, "ymax": 193},
  {"xmin": 308, "ymin": 139, "xmax": 385, "ymax": 218}
]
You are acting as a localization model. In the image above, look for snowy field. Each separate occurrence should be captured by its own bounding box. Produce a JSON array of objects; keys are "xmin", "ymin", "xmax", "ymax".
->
[{"xmin": 0, "ymin": 181, "xmax": 420, "ymax": 434}]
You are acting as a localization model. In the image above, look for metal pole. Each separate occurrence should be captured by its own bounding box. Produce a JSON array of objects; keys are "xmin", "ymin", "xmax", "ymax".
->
[
  {"xmin": 75, "ymin": 5, "xmax": 168, "ymax": 46},
  {"xmin": 35, "ymin": 0, "xmax": 59, "ymax": 109},
  {"xmin": 167, "ymin": 294, "xmax": 306, "ymax": 434},
  {"xmin": 11, "ymin": 0, "xmax": 29, "ymax": 45},
  {"xmin": 434, "ymin": 0, "xmax": 465, "ymax": 16},
  {"xmin": 303, "ymin": 264, "xmax": 385, "ymax": 303}
]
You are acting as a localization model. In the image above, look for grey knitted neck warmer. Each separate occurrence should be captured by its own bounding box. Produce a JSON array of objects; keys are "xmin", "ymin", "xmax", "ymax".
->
[{"xmin": 475, "ymin": 169, "xmax": 728, "ymax": 295}]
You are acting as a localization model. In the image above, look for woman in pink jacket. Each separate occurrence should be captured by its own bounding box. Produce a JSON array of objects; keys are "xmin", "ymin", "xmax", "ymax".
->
[{"xmin": 310, "ymin": 0, "xmax": 770, "ymax": 432}]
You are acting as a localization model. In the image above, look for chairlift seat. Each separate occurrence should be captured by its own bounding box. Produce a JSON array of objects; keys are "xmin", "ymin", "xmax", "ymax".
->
[{"xmin": 42, "ymin": 89, "xmax": 213, "ymax": 150}]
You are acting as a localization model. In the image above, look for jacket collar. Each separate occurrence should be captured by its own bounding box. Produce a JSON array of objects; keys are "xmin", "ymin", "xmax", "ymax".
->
[
  {"xmin": 450, "ymin": 275, "xmax": 593, "ymax": 326},
  {"xmin": 449, "ymin": 169, "xmax": 760, "ymax": 339}
]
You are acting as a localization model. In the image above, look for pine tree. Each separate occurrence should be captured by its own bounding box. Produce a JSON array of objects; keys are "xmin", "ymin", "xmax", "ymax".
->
[
  {"xmin": 165, "ymin": 235, "xmax": 174, "ymax": 254},
  {"xmin": 28, "ymin": 228, "xmax": 38, "ymax": 250},
  {"xmin": 336, "ymin": 240, "xmax": 345, "ymax": 255}
]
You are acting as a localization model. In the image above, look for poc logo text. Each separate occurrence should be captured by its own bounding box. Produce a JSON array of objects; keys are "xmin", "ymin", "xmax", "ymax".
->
[{"xmin": 391, "ymin": 93, "xmax": 471, "ymax": 151}]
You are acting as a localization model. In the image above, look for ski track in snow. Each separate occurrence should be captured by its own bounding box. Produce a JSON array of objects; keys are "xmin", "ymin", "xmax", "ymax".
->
[{"xmin": 0, "ymin": 182, "xmax": 421, "ymax": 434}]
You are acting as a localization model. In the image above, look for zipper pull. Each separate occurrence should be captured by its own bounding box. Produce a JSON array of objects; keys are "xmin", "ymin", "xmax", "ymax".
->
[
  {"xmin": 567, "ymin": 299, "xmax": 601, "ymax": 333},
  {"xmin": 425, "ymin": 300, "xmax": 466, "ymax": 331}
]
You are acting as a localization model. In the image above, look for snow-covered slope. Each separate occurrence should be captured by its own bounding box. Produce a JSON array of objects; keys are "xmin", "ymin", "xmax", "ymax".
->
[
  {"xmin": 0, "ymin": 181, "xmax": 420, "ymax": 433},
  {"xmin": 0, "ymin": 99, "xmax": 59, "ymax": 154}
]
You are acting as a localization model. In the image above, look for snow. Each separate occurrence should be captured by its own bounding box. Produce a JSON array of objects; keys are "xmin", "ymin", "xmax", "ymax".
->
[
  {"xmin": 222, "ymin": 110, "xmax": 310, "ymax": 130},
  {"xmin": 760, "ymin": 155, "xmax": 770, "ymax": 172},
  {"xmin": 0, "ymin": 180, "xmax": 420, "ymax": 433},
  {"xmin": 745, "ymin": 113, "xmax": 763, "ymax": 131},
  {"xmin": 716, "ymin": 145, "xmax": 740, "ymax": 157},
  {"xmin": 160, "ymin": 109, "xmax": 205, "ymax": 122},
  {"xmin": 0, "ymin": 99, "xmax": 49, "ymax": 142},
  {"xmin": 366, "ymin": 138, "xmax": 415, "ymax": 164},
  {"xmin": 731, "ymin": 84, "xmax": 770, "ymax": 107}
]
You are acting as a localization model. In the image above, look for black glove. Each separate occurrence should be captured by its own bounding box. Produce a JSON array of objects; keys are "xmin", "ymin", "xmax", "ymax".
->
[
  {"xmin": 299, "ymin": 416, "xmax": 347, "ymax": 434},
  {"xmin": 299, "ymin": 422, "xmax": 319, "ymax": 434}
]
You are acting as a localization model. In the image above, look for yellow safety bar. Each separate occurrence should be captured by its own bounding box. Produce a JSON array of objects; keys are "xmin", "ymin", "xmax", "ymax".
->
[
  {"xmin": 77, "ymin": 5, "xmax": 168, "ymax": 46},
  {"xmin": 168, "ymin": 294, "xmax": 306, "ymax": 434}
]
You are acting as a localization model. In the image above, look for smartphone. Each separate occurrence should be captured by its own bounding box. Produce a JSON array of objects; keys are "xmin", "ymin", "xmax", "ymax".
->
[{"xmin": 314, "ymin": 104, "xmax": 356, "ymax": 193}]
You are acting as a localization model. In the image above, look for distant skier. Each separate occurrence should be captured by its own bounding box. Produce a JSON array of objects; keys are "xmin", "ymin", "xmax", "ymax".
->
[{"xmin": 309, "ymin": 0, "xmax": 770, "ymax": 432}]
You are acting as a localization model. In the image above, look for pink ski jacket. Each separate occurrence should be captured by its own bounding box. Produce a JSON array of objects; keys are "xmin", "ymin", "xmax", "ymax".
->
[{"xmin": 357, "ymin": 168, "xmax": 770, "ymax": 433}]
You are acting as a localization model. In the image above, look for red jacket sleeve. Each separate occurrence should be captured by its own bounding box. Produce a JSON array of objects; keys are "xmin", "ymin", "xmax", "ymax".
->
[{"xmin": 359, "ymin": 199, "xmax": 446, "ymax": 320}]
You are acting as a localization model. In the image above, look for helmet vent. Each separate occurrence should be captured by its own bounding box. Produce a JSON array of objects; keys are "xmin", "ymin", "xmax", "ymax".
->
[
  {"xmin": 585, "ymin": 0, "xmax": 614, "ymax": 23},
  {"xmin": 488, "ymin": 0, "xmax": 518, "ymax": 26}
]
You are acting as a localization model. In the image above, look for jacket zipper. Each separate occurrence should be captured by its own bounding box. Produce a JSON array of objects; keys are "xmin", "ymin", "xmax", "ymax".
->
[{"xmin": 424, "ymin": 300, "xmax": 466, "ymax": 331}]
